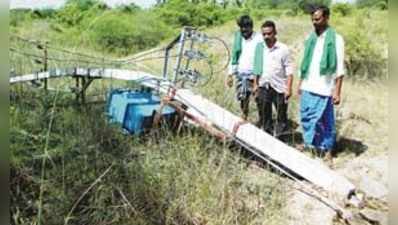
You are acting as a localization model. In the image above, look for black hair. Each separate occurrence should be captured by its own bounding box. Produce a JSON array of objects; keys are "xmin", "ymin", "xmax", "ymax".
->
[
  {"xmin": 237, "ymin": 15, "xmax": 253, "ymax": 28},
  {"xmin": 261, "ymin": 20, "xmax": 276, "ymax": 31},
  {"xmin": 311, "ymin": 5, "xmax": 330, "ymax": 17}
]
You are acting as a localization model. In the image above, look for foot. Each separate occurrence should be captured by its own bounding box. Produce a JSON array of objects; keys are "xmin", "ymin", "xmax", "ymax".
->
[
  {"xmin": 324, "ymin": 151, "xmax": 333, "ymax": 167},
  {"xmin": 295, "ymin": 143, "xmax": 305, "ymax": 152},
  {"xmin": 296, "ymin": 143, "xmax": 315, "ymax": 153}
]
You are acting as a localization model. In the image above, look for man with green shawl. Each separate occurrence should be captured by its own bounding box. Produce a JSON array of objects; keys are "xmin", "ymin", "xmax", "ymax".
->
[
  {"xmin": 297, "ymin": 5, "xmax": 345, "ymax": 162},
  {"xmin": 226, "ymin": 15, "xmax": 262, "ymax": 120}
]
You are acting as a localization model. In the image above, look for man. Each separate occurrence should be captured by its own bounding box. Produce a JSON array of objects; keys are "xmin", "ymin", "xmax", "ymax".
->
[
  {"xmin": 297, "ymin": 5, "xmax": 345, "ymax": 162},
  {"xmin": 226, "ymin": 15, "xmax": 262, "ymax": 120},
  {"xmin": 252, "ymin": 20, "xmax": 294, "ymax": 140}
]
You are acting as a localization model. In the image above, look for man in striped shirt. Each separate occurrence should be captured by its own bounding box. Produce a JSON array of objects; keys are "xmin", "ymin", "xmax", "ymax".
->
[{"xmin": 226, "ymin": 15, "xmax": 262, "ymax": 120}]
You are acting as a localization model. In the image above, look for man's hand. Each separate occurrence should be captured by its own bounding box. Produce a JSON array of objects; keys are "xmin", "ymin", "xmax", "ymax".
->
[
  {"xmin": 333, "ymin": 92, "xmax": 341, "ymax": 105},
  {"xmin": 296, "ymin": 88, "xmax": 301, "ymax": 98},
  {"xmin": 296, "ymin": 80, "xmax": 302, "ymax": 99},
  {"xmin": 252, "ymin": 77, "xmax": 259, "ymax": 98},
  {"xmin": 226, "ymin": 75, "xmax": 233, "ymax": 88},
  {"xmin": 333, "ymin": 77, "xmax": 343, "ymax": 105},
  {"xmin": 252, "ymin": 84, "xmax": 258, "ymax": 98},
  {"xmin": 284, "ymin": 89, "xmax": 292, "ymax": 101}
]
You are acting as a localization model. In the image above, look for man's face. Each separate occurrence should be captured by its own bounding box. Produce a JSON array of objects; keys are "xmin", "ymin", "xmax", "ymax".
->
[
  {"xmin": 240, "ymin": 26, "xmax": 253, "ymax": 39},
  {"xmin": 312, "ymin": 10, "xmax": 328, "ymax": 31},
  {"xmin": 262, "ymin": 26, "xmax": 276, "ymax": 44}
]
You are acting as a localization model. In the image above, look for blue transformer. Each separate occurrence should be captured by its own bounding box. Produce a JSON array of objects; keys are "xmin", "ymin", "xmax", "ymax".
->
[{"xmin": 106, "ymin": 89, "xmax": 176, "ymax": 134}]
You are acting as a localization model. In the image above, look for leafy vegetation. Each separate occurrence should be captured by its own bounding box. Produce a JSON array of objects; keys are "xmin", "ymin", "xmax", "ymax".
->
[{"xmin": 333, "ymin": 9, "xmax": 388, "ymax": 79}]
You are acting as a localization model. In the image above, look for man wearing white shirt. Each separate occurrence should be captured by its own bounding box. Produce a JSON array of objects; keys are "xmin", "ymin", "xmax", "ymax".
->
[
  {"xmin": 297, "ymin": 5, "xmax": 345, "ymax": 162},
  {"xmin": 226, "ymin": 15, "xmax": 262, "ymax": 120},
  {"xmin": 253, "ymin": 20, "xmax": 294, "ymax": 139}
]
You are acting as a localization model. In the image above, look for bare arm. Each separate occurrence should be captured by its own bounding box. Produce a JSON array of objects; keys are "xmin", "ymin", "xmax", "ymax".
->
[
  {"xmin": 285, "ymin": 75, "xmax": 293, "ymax": 100},
  {"xmin": 252, "ymin": 76, "xmax": 259, "ymax": 97},
  {"xmin": 333, "ymin": 76, "xmax": 343, "ymax": 105},
  {"xmin": 283, "ymin": 47, "xmax": 294, "ymax": 100},
  {"xmin": 297, "ymin": 79, "xmax": 302, "ymax": 97},
  {"xmin": 333, "ymin": 34, "xmax": 345, "ymax": 105}
]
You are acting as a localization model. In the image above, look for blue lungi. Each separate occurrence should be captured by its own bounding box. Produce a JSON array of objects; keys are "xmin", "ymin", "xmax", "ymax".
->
[{"xmin": 300, "ymin": 91, "xmax": 336, "ymax": 151}]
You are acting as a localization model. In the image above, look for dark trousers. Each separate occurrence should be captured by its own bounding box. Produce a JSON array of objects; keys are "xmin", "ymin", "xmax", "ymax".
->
[{"xmin": 256, "ymin": 85, "xmax": 288, "ymax": 137}]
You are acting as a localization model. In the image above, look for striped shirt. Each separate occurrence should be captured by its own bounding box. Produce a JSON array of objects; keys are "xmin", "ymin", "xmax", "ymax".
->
[
  {"xmin": 258, "ymin": 41, "xmax": 294, "ymax": 93},
  {"xmin": 228, "ymin": 32, "xmax": 263, "ymax": 75}
]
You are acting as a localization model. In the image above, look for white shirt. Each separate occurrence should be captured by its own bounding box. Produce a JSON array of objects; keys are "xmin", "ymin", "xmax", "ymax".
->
[
  {"xmin": 228, "ymin": 32, "xmax": 263, "ymax": 75},
  {"xmin": 300, "ymin": 31, "xmax": 345, "ymax": 96},
  {"xmin": 258, "ymin": 41, "xmax": 294, "ymax": 93}
]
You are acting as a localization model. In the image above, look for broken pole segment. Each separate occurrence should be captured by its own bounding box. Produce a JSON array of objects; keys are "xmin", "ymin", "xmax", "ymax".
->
[{"xmin": 174, "ymin": 89, "xmax": 356, "ymax": 201}]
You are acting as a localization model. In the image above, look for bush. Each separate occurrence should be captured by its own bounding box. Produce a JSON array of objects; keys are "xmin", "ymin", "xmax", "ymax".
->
[
  {"xmin": 31, "ymin": 8, "xmax": 57, "ymax": 19},
  {"xmin": 154, "ymin": 0, "xmax": 229, "ymax": 28},
  {"xmin": 56, "ymin": 0, "xmax": 99, "ymax": 26},
  {"xmin": 10, "ymin": 9, "xmax": 32, "ymax": 27},
  {"xmin": 332, "ymin": 3, "xmax": 353, "ymax": 17},
  {"xmin": 337, "ymin": 15, "xmax": 387, "ymax": 79},
  {"xmin": 89, "ymin": 12, "xmax": 171, "ymax": 55},
  {"xmin": 56, "ymin": 2, "xmax": 86, "ymax": 26},
  {"xmin": 357, "ymin": 0, "xmax": 388, "ymax": 10}
]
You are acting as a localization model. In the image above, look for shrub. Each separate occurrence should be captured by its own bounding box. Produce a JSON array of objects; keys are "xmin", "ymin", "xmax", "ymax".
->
[
  {"xmin": 56, "ymin": 2, "xmax": 85, "ymax": 26},
  {"xmin": 154, "ymin": 0, "xmax": 229, "ymax": 28},
  {"xmin": 56, "ymin": 0, "xmax": 99, "ymax": 26},
  {"xmin": 332, "ymin": 3, "xmax": 353, "ymax": 17},
  {"xmin": 89, "ymin": 12, "xmax": 171, "ymax": 55},
  {"xmin": 10, "ymin": 9, "xmax": 33, "ymax": 27},
  {"xmin": 31, "ymin": 8, "xmax": 57, "ymax": 19},
  {"xmin": 337, "ymin": 15, "xmax": 387, "ymax": 79},
  {"xmin": 357, "ymin": 0, "xmax": 388, "ymax": 10}
]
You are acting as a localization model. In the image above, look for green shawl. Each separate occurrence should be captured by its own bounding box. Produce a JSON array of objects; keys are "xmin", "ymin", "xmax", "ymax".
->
[
  {"xmin": 253, "ymin": 42, "xmax": 264, "ymax": 76},
  {"xmin": 231, "ymin": 31, "xmax": 242, "ymax": 65},
  {"xmin": 300, "ymin": 27, "xmax": 337, "ymax": 79}
]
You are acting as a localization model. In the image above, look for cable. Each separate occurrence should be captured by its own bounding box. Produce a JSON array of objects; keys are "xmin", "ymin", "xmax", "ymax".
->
[
  {"xmin": 11, "ymin": 35, "xmax": 120, "ymax": 64},
  {"xmin": 117, "ymin": 47, "xmax": 168, "ymax": 64},
  {"xmin": 208, "ymin": 36, "xmax": 231, "ymax": 74},
  {"xmin": 46, "ymin": 45, "xmax": 118, "ymax": 63},
  {"xmin": 10, "ymin": 47, "xmax": 119, "ymax": 68},
  {"xmin": 10, "ymin": 34, "xmax": 229, "ymax": 75},
  {"xmin": 10, "ymin": 35, "xmax": 41, "ymax": 45},
  {"xmin": 10, "ymin": 47, "xmax": 43, "ymax": 59},
  {"xmin": 126, "ymin": 55, "xmax": 178, "ymax": 63}
]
